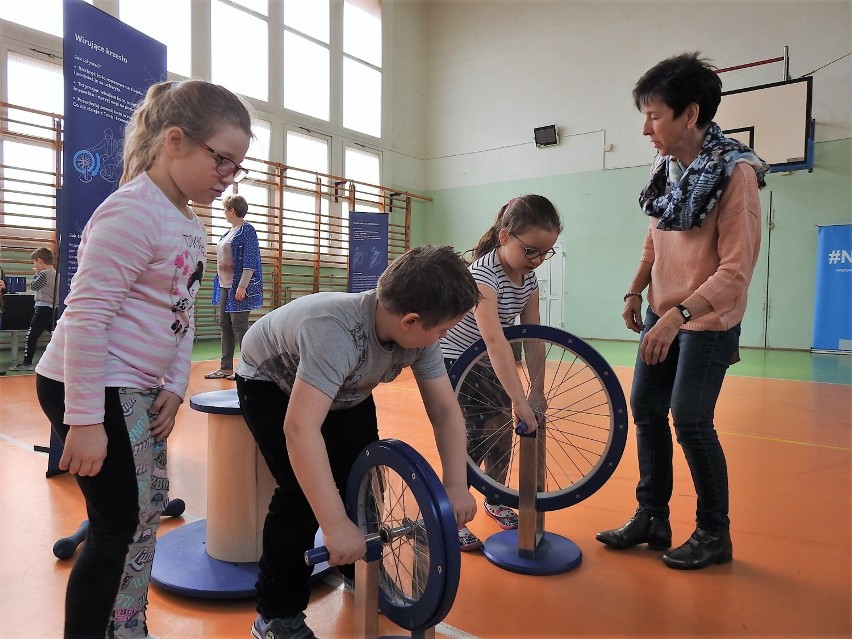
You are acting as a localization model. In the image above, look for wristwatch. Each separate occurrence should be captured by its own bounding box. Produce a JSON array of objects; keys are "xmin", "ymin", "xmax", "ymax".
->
[{"xmin": 675, "ymin": 304, "xmax": 692, "ymax": 323}]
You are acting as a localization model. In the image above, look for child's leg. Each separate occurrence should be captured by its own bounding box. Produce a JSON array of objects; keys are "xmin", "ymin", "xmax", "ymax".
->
[
  {"xmin": 110, "ymin": 388, "xmax": 164, "ymax": 639},
  {"xmin": 22, "ymin": 306, "xmax": 53, "ymax": 364},
  {"xmin": 237, "ymin": 378, "xmax": 317, "ymax": 619},
  {"xmin": 237, "ymin": 379, "xmax": 378, "ymax": 620},
  {"xmin": 35, "ymin": 377, "xmax": 141, "ymax": 639}
]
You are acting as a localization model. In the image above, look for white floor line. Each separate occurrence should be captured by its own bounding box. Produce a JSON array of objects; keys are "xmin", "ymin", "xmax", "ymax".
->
[
  {"xmin": 0, "ymin": 431, "xmax": 39, "ymax": 452},
  {"xmin": 436, "ymin": 622, "xmax": 481, "ymax": 639}
]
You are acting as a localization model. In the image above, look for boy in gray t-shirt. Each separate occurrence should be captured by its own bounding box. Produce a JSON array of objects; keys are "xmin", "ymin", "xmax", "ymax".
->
[{"xmin": 236, "ymin": 245, "xmax": 481, "ymax": 639}]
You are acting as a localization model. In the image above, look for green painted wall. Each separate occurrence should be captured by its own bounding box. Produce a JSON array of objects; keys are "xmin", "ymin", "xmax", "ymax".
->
[{"xmin": 412, "ymin": 139, "xmax": 851, "ymax": 350}]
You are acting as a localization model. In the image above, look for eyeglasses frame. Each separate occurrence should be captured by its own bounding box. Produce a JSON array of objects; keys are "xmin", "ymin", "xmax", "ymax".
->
[
  {"xmin": 185, "ymin": 134, "xmax": 249, "ymax": 183},
  {"xmin": 510, "ymin": 233, "xmax": 556, "ymax": 260}
]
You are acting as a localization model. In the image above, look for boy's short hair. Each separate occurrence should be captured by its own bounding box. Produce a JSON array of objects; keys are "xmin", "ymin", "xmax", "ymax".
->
[
  {"xmin": 377, "ymin": 245, "xmax": 480, "ymax": 329},
  {"xmin": 31, "ymin": 247, "xmax": 54, "ymax": 265}
]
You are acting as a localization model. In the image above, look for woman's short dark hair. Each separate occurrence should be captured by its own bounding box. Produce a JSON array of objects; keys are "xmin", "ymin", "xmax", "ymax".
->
[{"xmin": 633, "ymin": 52, "xmax": 722, "ymax": 127}]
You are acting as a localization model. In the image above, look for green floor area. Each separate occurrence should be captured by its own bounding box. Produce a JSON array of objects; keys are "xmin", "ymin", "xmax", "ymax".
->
[
  {"xmin": 3, "ymin": 337, "xmax": 849, "ymax": 385},
  {"xmin": 192, "ymin": 337, "xmax": 851, "ymax": 385},
  {"xmin": 585, "ymin": 339, "xmax": 851, "ymax": 385}
]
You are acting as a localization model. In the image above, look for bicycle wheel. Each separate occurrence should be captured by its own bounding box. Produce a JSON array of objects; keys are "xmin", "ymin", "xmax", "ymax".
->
[
  {"xmin": 346, "ymin": 439, "xmax": 460, "ymax": 631},
  {"xmin": 448, "ymin": 325, "xmax": 628, "ymax": 512}
]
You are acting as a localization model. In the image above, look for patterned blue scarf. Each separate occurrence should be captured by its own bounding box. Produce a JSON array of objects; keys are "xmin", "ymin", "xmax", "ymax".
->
[{"xmin": 639, "ymin": 122, "xmax": 769, "ymax": 231}]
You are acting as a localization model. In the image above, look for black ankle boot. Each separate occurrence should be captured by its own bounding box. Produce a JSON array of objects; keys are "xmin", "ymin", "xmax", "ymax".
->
[
  {"xmin": 662, "ymin": 527, "xmax": 733, "ymax": 569},
  {"xmin": 596, "ymin": 510, "xmax": 672, "ymax": 550}
]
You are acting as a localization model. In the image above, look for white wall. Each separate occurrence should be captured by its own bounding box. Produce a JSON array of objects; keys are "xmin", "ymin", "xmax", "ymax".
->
[{"xmin": 419, "ymin": 0, "xmax": 852, "ymax": 190}]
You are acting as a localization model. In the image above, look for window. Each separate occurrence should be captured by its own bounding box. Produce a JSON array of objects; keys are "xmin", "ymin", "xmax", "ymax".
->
[
  {"xmin": 342, "ymin": 0, "xmax": 382, "ymax": 137},
  {"xmin": 343, "ymin": 59, "xmax": 381, "ymax": 137},
  {"xmin": 6, "ymin": 53, "xmax": 63, "ymax": 133},
  {"xmin": 343, "ymin": 0, "xmax": 381, "ymax": 67},
  {"xmin": 232, "ymin": 120, "xmax": 271, "ymax": 247},
  {"xmin": 282, "ymin": 2, "xmax": 330, "ymax": 121},
  {"xmin": 119, "ymin": 0, "xmax": 192, "ymax": 78},
  {"xmin": 1, "ymin": 142, "xmax": 56, "ymax": 230},
  {"xmin": 1, "ymin": 54, "xmax": 62, "ymax": 230},
  {"xmin": 0, "ymin": 0, "xmax": 70, "ymax": 37},
  {"xmin": 211, "ymin": 0, "xmax": 268, "ymax": 102},
  {"xmin": 345, "ymin": 146, "xmax": 381, "ymax": 213},
  {"xmin": 284, "ymin": 130, "xmax": 329, "ymax": 253}
]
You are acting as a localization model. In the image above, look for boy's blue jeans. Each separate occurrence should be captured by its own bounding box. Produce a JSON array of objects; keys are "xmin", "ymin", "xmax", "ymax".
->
[{"xmin": 630, "ymin": 309, "xmax": 741, "ymax": 534}]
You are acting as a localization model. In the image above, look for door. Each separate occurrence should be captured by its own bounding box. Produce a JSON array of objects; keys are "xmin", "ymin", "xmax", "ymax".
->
[{"xmin": 535, "ymin": 241, "xmax": 565, "ymax": 328}]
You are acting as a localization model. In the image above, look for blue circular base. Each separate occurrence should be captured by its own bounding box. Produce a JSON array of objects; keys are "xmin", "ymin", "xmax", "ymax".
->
[
  {"xmin": 151, "ymin": 520, "xmax": 331, "ymax": 599},
  {"xmin": 482, "ymin": 530, "xmax": 582, "ymax": 575}
]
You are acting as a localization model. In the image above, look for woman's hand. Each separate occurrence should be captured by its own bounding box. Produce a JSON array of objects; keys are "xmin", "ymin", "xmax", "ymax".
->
[
  {"xmin": 639, "ymin": 311, "xmax": 682, "ymax": 365},
  {"xmin": 148, "ymin": 389, "xmax": 183, "ymax": 442},
  {"xmin": 60, "ymin": 424, "xmax": 108, "ymax": 476},
  {"xmin": 235, "ymin": 285, "xmax": 247, "ymax": 301},
  {"xmin": 623, "ymin": 297, "xmax": 644, "ymax": 333}
]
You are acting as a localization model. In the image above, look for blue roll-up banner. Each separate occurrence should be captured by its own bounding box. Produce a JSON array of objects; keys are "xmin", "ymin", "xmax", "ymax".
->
[
  {"xmin": 812, "ymin": 224, "xmax": 852, "ymax": 353},
  {"xmin": 348, "ymin": 212, "xmax": 389, "ymax": 293},
  {"xmin": 49, "ymin": 0, "xmax": 166, "ymax": 476}
]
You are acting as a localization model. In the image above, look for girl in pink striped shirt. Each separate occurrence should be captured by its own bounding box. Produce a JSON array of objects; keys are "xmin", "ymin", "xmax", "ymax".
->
[{"xmin": 36, "ymin": 80, "xmax": 252, "ymax": 639}]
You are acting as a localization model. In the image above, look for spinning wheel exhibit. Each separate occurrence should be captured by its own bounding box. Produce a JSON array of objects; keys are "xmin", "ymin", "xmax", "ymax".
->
[
  {"xmin": 306, "ymin": 438, "xmax": 460, "ymax": 638},
  {"xmin": 448, "ymin": 324, "xmax": 628, "ymax": 574}
]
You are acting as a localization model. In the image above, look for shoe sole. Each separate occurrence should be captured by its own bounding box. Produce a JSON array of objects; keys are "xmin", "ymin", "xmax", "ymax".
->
[
  {"xmin": 484, "ymin": 509, "xmax": 518, "ymax": 531},
  {"xmin": 460, "ymin": 542, "xmax": 483, "ymax": 551},
  {"xmin": 663, "ymin": 553, "xmax": 733, "ymax": 569}
]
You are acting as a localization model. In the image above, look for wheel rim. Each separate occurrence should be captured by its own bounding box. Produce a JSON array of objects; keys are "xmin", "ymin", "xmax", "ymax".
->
[
  {"xmin": 347, "ymin": 439, "xmax": 460, "ymax": 630},
  {"xmin": 448, "ymin": 325, "xmax": 628, "ymax": 511}
]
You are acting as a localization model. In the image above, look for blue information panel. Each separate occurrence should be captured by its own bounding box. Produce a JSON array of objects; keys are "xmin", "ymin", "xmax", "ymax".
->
[
  {"xmin": 59, "ymin": 0, "xmax": 166, "ymax": 311},
  {"xmin": 348, "ymin": 212, "xmax": 389, "ymax": 293},
  {"xmin": 812, "ymin": 224, "xmax": 852, "ymax": 353},
  {"xmin": 50, "ymin": 0, "xmax": 166, "ymax": 475}
]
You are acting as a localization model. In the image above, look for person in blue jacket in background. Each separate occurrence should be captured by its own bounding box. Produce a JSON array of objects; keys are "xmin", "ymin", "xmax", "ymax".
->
[{"xmin": 206, "ymin": 194, "xmax": 263, "ymax": 380}]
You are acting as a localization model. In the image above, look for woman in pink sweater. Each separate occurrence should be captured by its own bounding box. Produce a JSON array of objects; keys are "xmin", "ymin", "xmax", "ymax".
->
[{"xmin": 596, "ymin": 53, "xmax": 768, "ymax": 570}]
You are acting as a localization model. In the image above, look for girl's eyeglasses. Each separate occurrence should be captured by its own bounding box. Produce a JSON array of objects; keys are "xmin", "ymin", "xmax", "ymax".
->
[
  {"xmin": 186, "ymin": 134, "xmax": 249, "ymax": 183},
  {"xmin": 511, "ymin": 233, "xmax": 556, "ymax": 260}
]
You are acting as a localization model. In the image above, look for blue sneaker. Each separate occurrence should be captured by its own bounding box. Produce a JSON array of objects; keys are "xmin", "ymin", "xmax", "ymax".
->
[{"xmin": 250, "ymin": 613, "xmax": 316, "ymax": 639}]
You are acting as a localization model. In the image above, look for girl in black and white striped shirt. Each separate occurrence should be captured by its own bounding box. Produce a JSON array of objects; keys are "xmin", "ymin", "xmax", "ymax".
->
[{"xmin": 441, "ymin": 194, "xmax": 562, "ymax": 550}]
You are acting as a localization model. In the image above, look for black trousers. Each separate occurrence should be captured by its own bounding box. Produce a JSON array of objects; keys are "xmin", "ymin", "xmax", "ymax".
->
[
  {"xmin": 235, "ymin": 376, "xmax": 378, "ymax": 619},
  {"xmin": 23, "ymin": 305, "xmax": 55, "ymax": 364}
]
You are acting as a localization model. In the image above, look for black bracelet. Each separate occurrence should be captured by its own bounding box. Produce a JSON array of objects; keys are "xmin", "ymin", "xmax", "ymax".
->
[{"xmin": 623, "ymin": 292, "xmax": 643, "ymax": 303}]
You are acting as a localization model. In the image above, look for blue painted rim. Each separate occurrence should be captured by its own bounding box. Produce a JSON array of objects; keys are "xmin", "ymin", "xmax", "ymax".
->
[
  {"xmin": 347, "ymin": 439, "xmax": 460, "ymax": 631},
  {"xmin": 447, "ymin": 324, "xmax": 628, "ymax": 511}
]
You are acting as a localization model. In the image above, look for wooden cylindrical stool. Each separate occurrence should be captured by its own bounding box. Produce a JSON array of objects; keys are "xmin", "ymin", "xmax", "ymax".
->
[{"xmin": 190, "ymin": 389, "xmax": 276, "ymax": 563}]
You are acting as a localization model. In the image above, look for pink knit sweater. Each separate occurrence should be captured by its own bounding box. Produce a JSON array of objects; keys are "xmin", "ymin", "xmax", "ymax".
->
[{"xmin": 640, "ymin": 163, "xmax": 762, "ymax": 331}]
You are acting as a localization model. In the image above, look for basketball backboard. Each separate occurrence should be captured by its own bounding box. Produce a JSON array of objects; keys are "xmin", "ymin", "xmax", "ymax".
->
[{"xmin": 715, "ymin": 76, "xmax": 813, "ymax": 172}]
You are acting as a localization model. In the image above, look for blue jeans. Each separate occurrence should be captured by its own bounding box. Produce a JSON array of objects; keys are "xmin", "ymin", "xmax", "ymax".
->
[{"xmin": 630, "ymin": 309, "xmax": 741, "ymax": 534}]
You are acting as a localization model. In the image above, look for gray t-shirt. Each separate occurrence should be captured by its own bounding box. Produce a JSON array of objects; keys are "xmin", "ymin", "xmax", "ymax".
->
[{"xmin": 237, "ymin": 289, "xmax": 446, "ymax": 410}]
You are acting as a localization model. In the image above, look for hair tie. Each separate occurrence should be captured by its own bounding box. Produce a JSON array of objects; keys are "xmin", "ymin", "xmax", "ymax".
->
[{"xmin": 508, "ymin": 197, "xmax": 518, "ymax": 207}]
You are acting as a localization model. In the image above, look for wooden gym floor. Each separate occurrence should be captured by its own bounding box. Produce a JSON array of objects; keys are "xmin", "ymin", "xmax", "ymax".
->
[{"xmin": 0, "ymin": 341, "xmax": 849, "ymax": 638}]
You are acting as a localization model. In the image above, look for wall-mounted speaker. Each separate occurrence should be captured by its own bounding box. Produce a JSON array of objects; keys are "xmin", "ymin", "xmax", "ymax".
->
[{"xmin": 534, "ymin": 125, "xmax": 559, "ymax": 147}]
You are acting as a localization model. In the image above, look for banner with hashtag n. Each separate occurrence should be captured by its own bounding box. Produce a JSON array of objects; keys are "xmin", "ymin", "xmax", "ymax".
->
[{"xmin": 813, "ymin": 224, "xmax": 852, "ymax": 352}]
